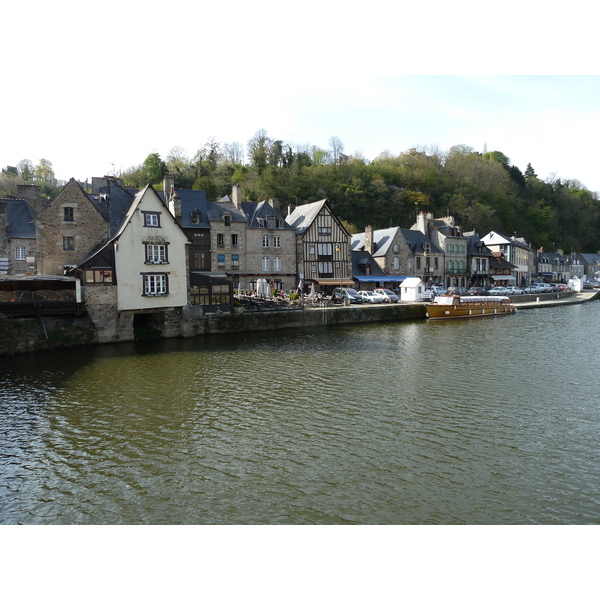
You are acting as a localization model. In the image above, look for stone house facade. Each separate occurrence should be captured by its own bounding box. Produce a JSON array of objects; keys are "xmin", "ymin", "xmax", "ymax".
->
[
  {"xmin": 35, "ymin": 178, "xmax": 109, "ymax": 276},
  {"xmin": 412, "ymin": 212, "xmax": 468, "ymax": 289},
  {"xmin": 240, "ymin": 197, "xmax": 297, "ymax": 292}
]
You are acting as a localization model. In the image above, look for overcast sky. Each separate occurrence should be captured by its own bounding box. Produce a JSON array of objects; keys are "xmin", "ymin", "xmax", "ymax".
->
[{"xmin": 4, "ymin": 1, "xmax": 599, "ymax": 192}]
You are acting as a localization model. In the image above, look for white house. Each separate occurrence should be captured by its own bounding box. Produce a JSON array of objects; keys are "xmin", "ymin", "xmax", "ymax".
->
[
  {"xmin": 399, "ymin": 276, "xmax": 426, "ymax": 301},
  {"xmin": 114, "ymin": 185, "xmax": 189, "ymax": 311}
]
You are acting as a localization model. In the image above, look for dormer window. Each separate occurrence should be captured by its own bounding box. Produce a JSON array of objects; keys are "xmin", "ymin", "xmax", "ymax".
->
[
  {"xmin": 191, "ymin": 209, "xmax": 202, "ymax": 224},
  {"xmin": 267, "ymin": 216, "xmax": 276, "ymax": 229},
  {"xmin": 224, "ymin": 215, "xmax": 231, "ymax": 227},
  {"xmin": 258, "ymin": 218, "xmax": 265, "ymax": 228}
]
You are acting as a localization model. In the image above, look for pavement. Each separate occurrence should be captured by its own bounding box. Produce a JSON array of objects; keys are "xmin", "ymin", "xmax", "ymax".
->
[{"xmin": 515, "ymin": 290, "xmax": 600, "ymax": 310}]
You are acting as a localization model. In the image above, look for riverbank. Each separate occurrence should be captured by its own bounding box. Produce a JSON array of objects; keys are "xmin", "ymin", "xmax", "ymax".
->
[{"xmin": 1, "ymin": 291, "xmax": 598, "ymax": 355}]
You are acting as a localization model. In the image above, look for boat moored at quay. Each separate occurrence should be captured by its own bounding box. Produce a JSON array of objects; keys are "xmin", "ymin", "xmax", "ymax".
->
[{"xmin": 426, "ymin": 294, "xmax": 516, "ymax": 320}]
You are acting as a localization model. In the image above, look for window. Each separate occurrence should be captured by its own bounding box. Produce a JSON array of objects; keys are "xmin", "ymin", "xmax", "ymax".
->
[
  {"xmin": 63, "ymin": 235, "xmax": 75, "ymax": 251},
  {"xmin": 231, "ymin": 234, "xmax": 239, "ymax": 248},
  {"xmin": 217, "ymin": 234, "xmax": 224, "ymax": 248},
  {"xmin": 273, "ymin": 236, "xmax": 281, "ymax": 248},
  {"xmin": 273, "ymin": 256, "xmax": 282, "ymax": 271},
  {"xmin": 311, "ymin": 265, "xmax": 317, "ymax": 273},
  {"xmin": 143, "ymin": 273, "xmax": 168, "ymax": 296},
  {"xmin": 393, "ymin": 256, "xmax": 400, "ymax": 270},
  {"xmin": 191, "ymin": 210, "xmax": 202, "ymax": 224},
  {"xmin": 217, "ymin": 254, "xmax": 225, "ymax": 268},
  {"xmin": 15, "ymin": 247, "xmax": 27, "ymax": 260},
  {"xmin": 85, "ymin": 270, "xmax": 113, "ymax": 284},
  {"xmin": 309, "ymin": 246, "xmax": 315, "ymax": 255},
  {"xmin": 143, "ymin": 212, "xmax": 161, "ymax": 227},
  {"xmin": 231, "ymin": 254, "xmax": 239, "ymax": 269},
  {"xmin": 64, "ymin": 207, "xmax": 74, "ymax": 222},
  {"xmin": 258, "ymin": 219, "xmax": 265, "ymax": 228},
  {"xmin": 318, "ymin": 262, "xmax": 333, "ymax": 274},
  {"xmin": 317, "ymin": 243, "xmax": 333, "ymax": 256},
  {"xmin": 267, "ymin": 216, "xmax": 276, "ymax": 229},
  {"xmin": 224, "ymin": 215, "xmax": 231, "ymax": 227},
  {"xmin": 434, "ymin": 257, "xmax": 439, "ymax": 269},
  {"xmin": 262, "ymin": 236, "xmax": 270, "ymax": 248},
  {"xmin": 145, "ymin": 244, "xmax": 167, "ymax": 263},
  {"xmin": 393, "ymin": 244, "xmax": 399, "ymax": 253},
  {"xmin": 318, "ymin": 227, "xmax": 332, "ymax": 235},
  {"xmin": 416, "ymin": 257, "xmax": 421, "ymax": 269},
  {"xmin": 262, "ymin": 256, "xmax": 270, "ymax": 271}
]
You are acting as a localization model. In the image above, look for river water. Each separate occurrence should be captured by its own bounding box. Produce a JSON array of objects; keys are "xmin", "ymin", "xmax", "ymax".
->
[{"xmin": 1, "ymin": 301, "xmax": 599, "ymax": 525}]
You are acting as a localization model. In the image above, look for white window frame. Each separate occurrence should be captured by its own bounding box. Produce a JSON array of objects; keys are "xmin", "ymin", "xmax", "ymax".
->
[
  {"xmin": 262, "ymin": 236, "xmax": 270, "ymax": 248},
  {"xmin": 143, "ymin": 212, "xmax": 160, "ymax": 228},
  {"xmin": 15, "ymin": 247, "xmax": 27, "ymax": 260},
  {"xmin": 262, "ymin": 256, "xmax": 270, "ymax": 271},
  {"xmin": 273, "ymin": 236, "xmax": 281, "ymax": 248},
  {"xmin": 143, "ymin": 273, "xmax": 167, "ymax": 296},
  {"xmin": 146, "ymin": 244, "xmax": 167, "ymax": 264},
  {"xmin": 273, "ymin": 256, "xmax": 282, "ymax": 272}
]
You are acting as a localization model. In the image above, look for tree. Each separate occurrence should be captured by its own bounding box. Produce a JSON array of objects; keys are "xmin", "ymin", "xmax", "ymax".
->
[
  {"xmin": 141, "ymin": 153, "xmax": 167, "ymax": 184},
  {"xmin": 18, "ymin": 159, "xmax": 34, "ymax": 180},
  {"xmin": 329, "ymin": 136, "xmax": 344, "ymax": 164},
  {"xmin": 34, "ymin": 158, "xmax": 55, "ymax": 184}
]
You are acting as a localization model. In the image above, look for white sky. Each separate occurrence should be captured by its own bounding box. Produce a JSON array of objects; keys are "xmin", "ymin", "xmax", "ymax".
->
[{"xmin": 4, "ymin": 1, "xmax": 600, "ymax": 192}]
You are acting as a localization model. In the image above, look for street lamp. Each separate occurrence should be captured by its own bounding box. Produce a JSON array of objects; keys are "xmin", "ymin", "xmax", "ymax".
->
[{"xmin": 335, "ymin": 245, "xmax": 342, "ymax": 290}]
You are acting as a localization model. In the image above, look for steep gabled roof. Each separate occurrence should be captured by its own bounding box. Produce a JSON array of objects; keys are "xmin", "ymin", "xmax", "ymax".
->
[
  {"xmin": 158, "ymin": 188, "xmax": 210, "ymax": 228},
  {"xmin": 351, "ymin": 226, "xmax": 401, "ymax": 257},
  {"xmin": 351, "ymin": 250, "xmax": 388, "ymax": 277},
  {"xmin": 207, "ymin": 197, "xmax": 247, "ymax": 223},
  {"xmin": 285, "ymin": 199, "xmax": 328, "ymax": 234},
  {"xmin": 241, "ymin": 200, "xmax": 296, "ymax": 229},
  {"xmin": 401, "ymin": 229, "xmax": 443, "ymax": 254}
]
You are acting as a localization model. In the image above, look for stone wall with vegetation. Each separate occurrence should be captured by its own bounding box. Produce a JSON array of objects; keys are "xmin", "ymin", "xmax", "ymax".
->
[{"xmin": 0, "ymin": 315, "xmax": 97, "ymax": 355}]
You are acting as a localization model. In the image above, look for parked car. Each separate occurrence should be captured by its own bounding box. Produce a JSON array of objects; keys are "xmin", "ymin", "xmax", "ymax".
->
[
  {"xmin": 524, "ymin": 284, "xmax": 544, "ymax": 294},
  {"xmin": 468, "ymin": 287, "xmax": 486, "ymax": 296},
  {"xmin": 505, "ymin": 286, "xmax": 524, "ymax": 295},
  {"xmin": 583, "ymin": 280, "xmax": 600, "ymax": 289},
  {"xmin": 488, "ymin": 286, "xmax": 508, "ymax": 295},
  {"xmin": 332, "ymin": 288, "xmax": 364, "ymax": 304},
  {"xmin": 534, "ymin": 283, "xmax": 553, "ymax": 292},
  {"xmin": 358, "ymin": 290, "xmax": 383, "ymax": 303},
  {"xmin": 430, "ymin": 285, "xmax": 446, "ymax": 296},
  {"xmin": 373, "ymin": 288, "xmax": 399, "ymax": 303},
  {"xmin": 557, "ymin": 283, "xmax": 569, "ymax": 292}
]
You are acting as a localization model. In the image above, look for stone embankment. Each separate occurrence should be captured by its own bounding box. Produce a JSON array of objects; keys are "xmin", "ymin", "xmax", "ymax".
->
[{"xmin": 1, "ymin": 291, "xmax": 598, "ymax": 356}]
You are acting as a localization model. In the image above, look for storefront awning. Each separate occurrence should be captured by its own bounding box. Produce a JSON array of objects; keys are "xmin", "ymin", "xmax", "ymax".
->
[
  {"xmin": 353, "ymin": 276, "xmax": 407, "ymax": 282},
  {"xmin": 316, "ymin": 279, "xmax": 355, "ymax": 286},
  {"xmin": 491, "ymin": 275, "xmax": 516, "ymax": 282}
]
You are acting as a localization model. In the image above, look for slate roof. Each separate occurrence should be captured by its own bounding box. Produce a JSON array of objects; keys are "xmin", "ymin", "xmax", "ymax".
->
[
  {"xmin": 578, "ymin": 253, "xmax": 600, "ymax": 263},
  {"xmin": 285, "ymin": 199, "xmax": 328, "ymax": 234},
  {"xmin": 207, "ymin": 196, "xmax": 247, "ymax": 223},
  {"xmin": 351, "ymin": 226, "xmax": 399, "ymax": 256},
  {"xmin": 89, "ymin": 179, "xmax": 136, "ymax": 237},
  {"xmin": 158, "ymin": 189, "xmax": 210, "ymax": 228},
  {"xmin": 241, "ymin": 200, "xmax": 295, "ymax": 229},
  {"xmin": 351, "ymin": 250, "xmax": 388, "ymax": 277},
  {"xmin": 401, "ymin": 229, "xmax": 443, "ymax": 254},
  {"xmin": 2, "ymin": 199, "xmax": 36, "ymax": 238},
  {"xmin": 465, "ymin": 232, "xmax": 494, "ymax": 257}
]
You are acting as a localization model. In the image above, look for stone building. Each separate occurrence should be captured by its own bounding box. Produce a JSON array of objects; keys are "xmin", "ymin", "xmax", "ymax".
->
[
  {"xmin": 239, "ymin": 196, "xmax": 297, "ymax": 293},
  {"xmin": 412, "ymin": 212, "xmax": 468, "ymax": 289},
  {"xmin": 35, "ymin": 179, "xmax": 110, "ymax": 276}
]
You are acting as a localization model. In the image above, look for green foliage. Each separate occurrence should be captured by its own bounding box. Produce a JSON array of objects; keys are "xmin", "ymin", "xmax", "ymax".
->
[{"xmin": 6, "ymin": 138, "xmax": 600, "ymax": 254}]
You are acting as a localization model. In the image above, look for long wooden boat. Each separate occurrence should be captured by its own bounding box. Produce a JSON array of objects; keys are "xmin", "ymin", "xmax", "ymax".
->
[{"xmin": 426, "ymin": 295, "xmax": 516, "ymax": 320}]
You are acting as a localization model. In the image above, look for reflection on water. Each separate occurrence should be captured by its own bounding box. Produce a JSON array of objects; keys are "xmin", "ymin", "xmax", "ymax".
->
[{"xmin": 1, "ymin": 302, "xmax": 600, "ymax": 524}]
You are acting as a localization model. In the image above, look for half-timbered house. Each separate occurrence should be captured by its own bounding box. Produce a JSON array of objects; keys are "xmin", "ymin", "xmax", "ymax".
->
[{"xmin": 285, "ymin": 199, "xmax": 352, "ymax": 292}]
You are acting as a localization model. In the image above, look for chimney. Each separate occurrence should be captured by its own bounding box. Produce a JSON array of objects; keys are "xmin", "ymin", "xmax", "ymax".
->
[
  {"xmin": 163, "ymin": 174, "xmax": 175, "ymax": 200},
  {"xmin": 365, "ymin": 225, "xmax": 374, "ymax": 255},
  {"xmin": 169, "ymin": 191, "xmax": 182, "ymax": 224},
  {"xmin": 268, "ymin": 198, "xmax": 280, "ymax": 212},
  {"xmin": 232, "ymin": 184, "xmax": 242, "ymax": 209}
]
